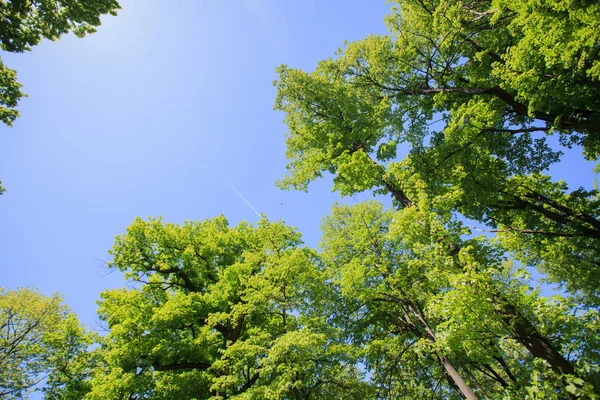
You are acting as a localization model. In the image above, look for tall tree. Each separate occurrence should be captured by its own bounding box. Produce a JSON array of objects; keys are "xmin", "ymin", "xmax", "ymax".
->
[
  {"xmin": 320, "ymin": 200, "xmax": 600, "ymax": 399},
  {"xmin": 274, "ymin": 0, "xmax": 600, "ymax": 307},
  {"xmin": 86, "ymin": 216, "xmax": 369, "ymax": 399},
  {"xmin": 321, "ymin": 201, "xmax": 479, "ymax": 399},
  {"xmin": 274, "ymin": 0, "xmax": 600, "ymax": 394},
  {"xmin": 0, "ymin": 287, "xmax": 95, "ymax": 399}
]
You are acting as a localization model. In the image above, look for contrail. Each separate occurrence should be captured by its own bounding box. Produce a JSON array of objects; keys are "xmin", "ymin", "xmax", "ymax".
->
[{"xmin": 222, "ymin": 177, "xmax": 261, "ymax": 218}]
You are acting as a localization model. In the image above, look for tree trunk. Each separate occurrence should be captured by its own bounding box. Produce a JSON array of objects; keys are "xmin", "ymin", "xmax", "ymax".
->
[
  {"xmin": 401, "ymin": 297, "xmax": 479, "ymax": 400},
  {"xmin": 437, "ymin": 354, "xmax": 479, "ymax": 399},
  {"xmin": 496, "ymin": 299, "xmax": 575, "ymax": 376}
]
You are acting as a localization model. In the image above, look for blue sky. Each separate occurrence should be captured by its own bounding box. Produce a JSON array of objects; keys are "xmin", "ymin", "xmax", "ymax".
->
[
  {"xmin": 1, "ymin": 0, "xmax": 596, "ymax": 333},
  {"xmin": 0, "ymin": 1, "xmax": 391, "ymax": 329}
]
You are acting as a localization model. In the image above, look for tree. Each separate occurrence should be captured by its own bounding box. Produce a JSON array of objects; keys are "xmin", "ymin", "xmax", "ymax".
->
[
  {"xmin": 274, "ymin": 0, "xmax": 600, "ymax": 307},
  {"xmin": 86, "ymin": 216, "xmax": 369, "ymax": 399},
  {"xmin": 321, "ymin": 201, "xmax": 479, "ymax": 399},
  {"xmin": 0, "ymin": 287, "xmax": 95, "ymax": 399},
  {"xmin": 274, "ymin": 0, "xmax": 600, "ymax": 394},
  {"xmin": 320, "ymin": 200, "xmax": 600, "ymax": 399}
]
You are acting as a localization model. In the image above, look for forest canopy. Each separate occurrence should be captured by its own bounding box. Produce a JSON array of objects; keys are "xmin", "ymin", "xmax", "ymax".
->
[{"xmin": 2, "ymin": 0, "xmax": 600, "ymax": 399}]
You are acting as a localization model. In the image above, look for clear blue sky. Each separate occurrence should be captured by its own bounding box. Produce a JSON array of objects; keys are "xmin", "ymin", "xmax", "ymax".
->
[{"xmin": 0, "ymin": 0, "xmax": 595, "ymax": 332}]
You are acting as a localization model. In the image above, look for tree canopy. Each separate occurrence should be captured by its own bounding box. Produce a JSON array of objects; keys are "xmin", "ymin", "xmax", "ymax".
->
[
  {"xmin": 0, "ymin": 288, "xmax": 94, "ymax": 399},
  {"xmin": 320, "ymin": 200, "xmax": 600, "ymax": 398},
  {"xmin": 3, "ymin": 0, "xmax": 600, "ymax": 399},
  {"xmin": 275, "ymin": 0, "xmax": 600, "ymax": 307},
  {"xmin": 272, "ymin": 0, "xmax": 600, "ymax": 397},
  {"xmin": 83, "ymin": 217, "xmax": 369, "ymax": 399}
]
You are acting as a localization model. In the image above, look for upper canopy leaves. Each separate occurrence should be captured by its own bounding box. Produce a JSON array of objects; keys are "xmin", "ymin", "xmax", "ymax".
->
[
  {"xmin": 275, "ymin": 0, "xmax": 600, "ymax": 306},
  {"xmin": 90, "ymin": 216, "xmax": 369, "ymax": 399}
]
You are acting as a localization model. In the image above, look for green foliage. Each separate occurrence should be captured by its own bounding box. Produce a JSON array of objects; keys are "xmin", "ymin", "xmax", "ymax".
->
[
  {"xmin": 0, "ymin": 59, "xmax": 23, "ymax": 126},
  {"xmin": 86, "ymin": 216, "xmax": 368, "ymax": 399},
  {"xmin": 492, "ymin": 174, "xmax": 600, "ymax": 306},
  {"xmin": 3, "ymin": 1, "xmax": 599, "ymax": 399},
  {"xmin": 274, "ymin": 0, "xmax": 600, "ymax": 307},
  {"xmin": 274, "ymin": 1, "xmax": 600, "ymax": 396},
  {"xmin": 317, "ymin": 200, "xmax": 600, "ymax": 398},
  {"xmin": 0, "ymin": 287, "xmax": 95, "ymax": 399},
  {"xmin": 0, "ymin": 0, "xmax": 121, "ymax": 53}
]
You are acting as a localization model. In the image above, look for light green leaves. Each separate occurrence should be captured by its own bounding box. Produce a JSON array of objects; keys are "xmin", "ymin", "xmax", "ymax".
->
[
  {"xmin": 275, "ymin": 0, "xmax": 600, "ymax": 309},
  {"xmin": 90, "ymin": 216, "xmax": 365, "ymax": 399},
  {"xmin": 0, "ymin": 288, "xmax": 94, "ymax": 399},
  {"xmin": 0, "ymin": 59, "xmax": 24, "ymax": 126}
]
